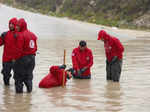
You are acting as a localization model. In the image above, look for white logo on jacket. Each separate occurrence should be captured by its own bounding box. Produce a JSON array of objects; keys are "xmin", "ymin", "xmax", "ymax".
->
[
  {"xmin": 29, "ymin": 40, "xmax": 35, "ymax": 48},
  {"xmin": 72, "ymin": 53, "xmax": 75, "ymax": 56},
  {"xmin": 86, "ymin": 56, "xmax": 90, "ymax": 61}
]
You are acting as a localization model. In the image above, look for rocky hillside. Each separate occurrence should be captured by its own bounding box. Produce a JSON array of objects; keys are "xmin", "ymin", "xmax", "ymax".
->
[{"xmin": 1, "ymin": 0, "xmax": 150, "ymax": 29}]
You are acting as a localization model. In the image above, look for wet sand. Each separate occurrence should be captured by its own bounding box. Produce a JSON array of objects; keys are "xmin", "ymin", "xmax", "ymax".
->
[{"xmin": 0, "ymin": 37, "xmax": 150, "ymax": 112}]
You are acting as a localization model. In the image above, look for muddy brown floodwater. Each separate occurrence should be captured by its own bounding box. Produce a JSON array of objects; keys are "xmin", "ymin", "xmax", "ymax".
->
[{"xmin": 0, "ymin": 36, "xmax": 150, "ymax": 112}]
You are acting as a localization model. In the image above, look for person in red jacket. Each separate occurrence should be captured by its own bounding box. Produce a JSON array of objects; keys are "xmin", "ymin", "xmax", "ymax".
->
[
  {"xmin": 97, "ymin": 30, "xmax": 124, "ymax": 82},
  {"xmin": 0, "ymin": 17, "xmax": 17, "ymax": 85},
  {"xmin": 72, "ymin": 40, "xmax": 93, "ymax": 79},
  {"xmin": 39, "ymin": 65, "xmax": 72, "ymax": 88},
  {"xmin": 13, "ymin": 18, "xmax": 37, "ymax": 93}
]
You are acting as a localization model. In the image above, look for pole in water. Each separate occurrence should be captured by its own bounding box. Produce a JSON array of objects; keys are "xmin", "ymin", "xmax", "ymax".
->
[{"xmin": 62, "ymin": 49, "xmax": 66, "ymax": 87}]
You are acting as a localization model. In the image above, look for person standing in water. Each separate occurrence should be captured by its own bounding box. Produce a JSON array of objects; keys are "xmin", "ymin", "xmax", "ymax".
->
[
  {"xmin": 97, "ymin": 30, "xmax": 124, "ymax": 82},
  {"xmin": 0, "ymin": 17, "xmax": 18, "ymax": 86},
  {"xmin": 13, "ymin": 18, "xmax": 37, "ymax": 93}
]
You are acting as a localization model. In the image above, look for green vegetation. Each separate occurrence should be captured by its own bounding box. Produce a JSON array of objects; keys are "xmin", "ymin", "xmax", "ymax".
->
[{"xmin": 1, "ymin": 0, "xmax": 150, "ymax": 29}]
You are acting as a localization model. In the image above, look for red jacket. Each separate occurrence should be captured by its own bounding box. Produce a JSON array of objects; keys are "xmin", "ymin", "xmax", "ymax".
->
[
  {"xmin": 98, "ymin": 30, "xmax": 124, "ymax": 62},
  {"xmin": 72, "ymin": 47, "xmax": 93, "ymax": 76},
  {"xmin": 39, "ymin": 66, "xmax": 67, "ymax": 88},
  {"xmin": 0, "ymin": 38, "xmax": 2, "ymax": 45},
  {"xmin": 0, "ymin": 18, "xmax": 18, "ymax": 62},
  {"xmin": 15, "ymin": 18, "xmax": 37, "ymax": 59}
]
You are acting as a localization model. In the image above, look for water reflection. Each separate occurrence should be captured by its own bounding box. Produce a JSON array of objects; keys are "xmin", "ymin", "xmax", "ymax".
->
[
  {"xmin": 104, "ymin": 82, "xmax": 123, "ymax": 112},
  {"xmin": 41, "ymin": 79, "xmax": 94, "ymax": 111},
  {"xmin": 46, "ymin": 87, "xmax": 67, "ymax": 107},
  {"xmin": 2, "ymin": 87, "xmax": 32, "ymax": 112},
  {"xmin": 70, "ymin": 79, "xmax": 93, "ymax": 110}
]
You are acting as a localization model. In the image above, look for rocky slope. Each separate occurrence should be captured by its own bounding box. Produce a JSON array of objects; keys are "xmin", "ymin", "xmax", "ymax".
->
[{"xmin": 1, "ymin": 0, "xmax": 150, "ymax": 29}]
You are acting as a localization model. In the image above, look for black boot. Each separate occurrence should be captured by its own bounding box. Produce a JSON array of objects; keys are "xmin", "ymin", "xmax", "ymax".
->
[
  {"xmin": 24, "ymin": 80, "xmax": 32, "ymax": 93},
  {"xmin": 15, "ymin": 80, "xmax": 23, "ymax": 93},
  {"xmin": 27, "ymin": 86, "xmax": 32, "ymax": 93},
  {"xmin": 3, "ymin": 77, "xmax": 10, "ymax": 86}
]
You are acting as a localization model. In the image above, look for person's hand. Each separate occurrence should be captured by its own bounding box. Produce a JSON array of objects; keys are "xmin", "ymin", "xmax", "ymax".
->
[
  {"xmin": 13, "ymin": 33, "xmax": 18, "ymax": 38},
  {"xmin": 59, "ymin": 64, "xmax": 66, "ymax": 69},
  {"xmin": 80, "ymin": 67, "xmax": 87, "ymax": 73},
  {"xmin": 106, "ymin": 59, "xmax": 109, "ymax": 65},
  {"xmin": 66, "ymin": 68, "xmax": 75, "ymax": 75},
  {"xmin": 67, "ymin": 71, "xmax": 72, "ymax": 79},
  {"xmin": 12, "ymin": 59, "xmax": 16, "ymax": 64},
  {"xmin": 1, "ymin": 32, "xmax": 7, "ymax": 39},
  {"xmin": 77, "ymin": 69, "xmax": 82, "ymax": 76},
  {"xmin": 110, "ymin": 56, "xmax": 118, "ymax": 65},
  {"xmin": 12, "ymin": 59, "xmax": 16, "ymax": 62}
]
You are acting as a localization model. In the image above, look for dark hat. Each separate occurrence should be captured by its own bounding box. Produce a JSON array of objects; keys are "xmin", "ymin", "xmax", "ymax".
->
[{"xmin": 79, "ymin": 40, "xmax": 87, "ymax": 47}]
